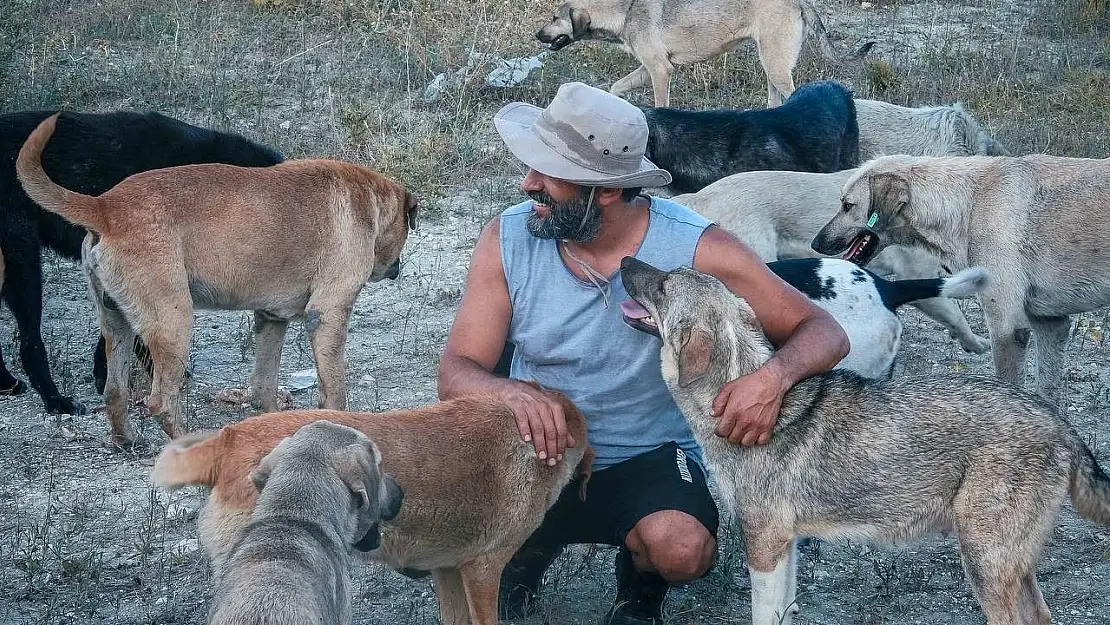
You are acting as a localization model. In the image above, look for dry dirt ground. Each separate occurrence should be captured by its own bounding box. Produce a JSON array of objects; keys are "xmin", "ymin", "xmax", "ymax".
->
[{"xmin": 2, "ymin": 0, "xmax": 1110, "ymax": 623}]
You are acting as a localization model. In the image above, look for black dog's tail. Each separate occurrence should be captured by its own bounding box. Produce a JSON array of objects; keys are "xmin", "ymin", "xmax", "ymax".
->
[
  {"xmin": 16, "ymin": 114, "xmax": 112, "ymax": 234},
  {"xmin": 799, "ymin": 0, "xmax": 875, "ymax": 63},
  {"xmin": 873, "ymin": 266, "xmax": 990, "ymax": 311}
]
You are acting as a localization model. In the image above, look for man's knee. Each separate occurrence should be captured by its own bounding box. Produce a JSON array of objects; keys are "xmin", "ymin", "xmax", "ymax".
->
[{"xmin": 628, "ymin": 511, "xmax": 716, "ymax": 584}]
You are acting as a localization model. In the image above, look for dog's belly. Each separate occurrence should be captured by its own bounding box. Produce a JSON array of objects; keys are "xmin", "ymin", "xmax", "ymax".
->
[{"xmin": 189, "ymin": 277, "xmax": 308, "ymax": 316}]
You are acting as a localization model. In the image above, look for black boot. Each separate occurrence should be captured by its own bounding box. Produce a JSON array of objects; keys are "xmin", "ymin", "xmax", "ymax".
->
[
  {"xmin": 499, "ymin": 540, "xmax": 565, "ymax": 620},
  {"xmin": 602, "ymin": 547, "xmax": 669, "ymax": 625}
]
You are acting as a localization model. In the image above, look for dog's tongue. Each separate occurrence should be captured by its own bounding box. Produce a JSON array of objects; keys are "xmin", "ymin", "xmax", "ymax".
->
[{"xmin": 619, "ymin": 299, "xmax": 650, "ymax": 320}]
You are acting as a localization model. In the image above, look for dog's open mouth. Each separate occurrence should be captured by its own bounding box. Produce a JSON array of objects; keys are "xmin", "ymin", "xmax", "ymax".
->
[
  {"xmin": 547, "ymin": 34, "xmax": 572, "ymax": 50},
  {"xmin": 620, "ymin": 299, "xmax": 660, "ymax": 337},
  {"xmin": 842, "ymin": 230, "xmax": 880, "ymax": 266}
]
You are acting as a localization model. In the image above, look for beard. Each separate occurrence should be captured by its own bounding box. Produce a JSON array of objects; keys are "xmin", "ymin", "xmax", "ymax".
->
[{"xmin": 525, "ymin": 187, "xmax": 601, "ymax": 243}]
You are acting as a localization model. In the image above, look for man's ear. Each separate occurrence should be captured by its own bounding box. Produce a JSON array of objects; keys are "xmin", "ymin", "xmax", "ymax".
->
[{"xmin": 677, "ymin": 324, "xmax": 713, "ymax": 388}]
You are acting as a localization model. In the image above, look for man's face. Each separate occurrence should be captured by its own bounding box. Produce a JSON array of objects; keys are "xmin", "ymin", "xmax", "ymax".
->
[{"xmin": 520, "ymin": 169, "xmax": 601, "ymax": 243}]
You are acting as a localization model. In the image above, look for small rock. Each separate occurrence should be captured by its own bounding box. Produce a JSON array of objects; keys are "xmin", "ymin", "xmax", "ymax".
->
[{"xmin": 279, "ymin": 120, "xmax": 292, "ymax": 130}]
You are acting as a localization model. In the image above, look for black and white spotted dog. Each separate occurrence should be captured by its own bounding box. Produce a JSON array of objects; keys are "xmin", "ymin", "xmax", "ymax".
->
[{"xmin": 768, "ymin": 258, "xmax": 988, "ymax": 379}]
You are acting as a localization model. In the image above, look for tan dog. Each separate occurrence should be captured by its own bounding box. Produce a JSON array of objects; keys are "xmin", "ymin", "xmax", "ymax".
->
[
  {"xmin": 16, "ymin": 114, "xmax": 418, "ymax": 447},
  {"xmin": 152, "ymin": 385, "xmax": 594, "ymax": 625},
  {"xmin": 812, "ymin": 154, "xmax": 1110, "ymax": 410},
  {"xmin": 208, "ymin": 420, "xmax": 403, "ymax": 625},
  {"xmin": 536, "ymin": 0, "xmax": 873, "ymax": 107}
]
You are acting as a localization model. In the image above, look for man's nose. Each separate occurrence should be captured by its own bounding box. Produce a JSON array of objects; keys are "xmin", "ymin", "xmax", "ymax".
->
[{"xmin": 520, "ymin": 169, "xmax": 544, "ymax": 192}]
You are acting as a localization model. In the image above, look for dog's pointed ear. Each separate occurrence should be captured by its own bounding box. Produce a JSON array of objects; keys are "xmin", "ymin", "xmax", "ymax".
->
[
  {"xmin": 249, "ymin": 450, "xmax": 277, "ymax": 492},
  {"xmin": 677, "ymin": 324, "xmax": 713, "ymax": 388},
  {"xmin": 405, "ymin": 192, "xmax": 419, "ymax": 232},
  {"xmin": 868, "ymin": 172, "xmax": 911, "ymax": 219},
  {"xmin": 570, "ymin": 7, "xmax": 591, "ymax": 39}
]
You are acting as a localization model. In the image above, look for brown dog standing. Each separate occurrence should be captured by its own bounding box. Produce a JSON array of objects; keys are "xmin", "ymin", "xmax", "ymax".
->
[
  {"xmin": 153, "ymin": 385, "xmax": 593, "ymax": 625},
  {"xmin": 16, "ymin": 114, "xmax": 418, "ymax": 446}
]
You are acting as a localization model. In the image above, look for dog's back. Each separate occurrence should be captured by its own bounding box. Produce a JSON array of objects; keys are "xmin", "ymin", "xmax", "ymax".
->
[
  {"xmin": 154, "ymin": 390, "xmax": 591, "ymax": 571},
  {"xmin": 643, "ymin": 80, "xmax": 858, "ymax": 193},
  {"xmin": 855, "ymin": 99, "xmax": 1010, "ymax": 159}
]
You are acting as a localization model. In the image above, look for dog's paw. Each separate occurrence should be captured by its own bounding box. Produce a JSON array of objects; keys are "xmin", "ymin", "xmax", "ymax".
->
[
  {"xmin": 959, "ymin": 334, "xmax": 992, "ymax": 354},
  {"xmin": 0, "ymin": 379, "xmax": 28, "ymax": 396},
  {"xmin": 215, "ymin": 387, "xmax": 294, "ymax": 411},
  {"xmin": 45, "ymin": 395, "xmax": 88, "ymax": 416},
  {"xmin": 215, "ymin": 387, "xmax": 250, "ymax": 405}
]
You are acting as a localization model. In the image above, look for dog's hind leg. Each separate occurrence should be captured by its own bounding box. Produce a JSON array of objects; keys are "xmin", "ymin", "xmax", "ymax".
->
[
  {"xmin": 93, "ymin": 292, "xmax": 138, "ymax": 447},
  {"xmin": 0, "ymin": 237, "xmax": 85, "ymax": 414},
  {"xmin": 745, "ymin": 530, "xmax": 797, "ymax": 625},
  {"xmin": 431, "ymin": 567, "xmax": 471, "ymax": 625},
  {"xmin": 609, "ymin": 65, "xmax": 653, "ymax": 102},
  {"xmin": 1029, "ymin": 314, "xmax": 1071, "ymax": 411},
  {"xmin": 249, "ymin": 310, "xmax": 290, "ymax": 411},
  {"xmin": 755, "ymin": 28, "xmax": 801, "ymax": 106}
]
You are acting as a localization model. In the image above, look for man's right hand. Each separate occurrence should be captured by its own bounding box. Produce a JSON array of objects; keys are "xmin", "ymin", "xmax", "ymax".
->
[{"xmin": 500, "ymin": 382, "xmax": 576, "ymax": 466}]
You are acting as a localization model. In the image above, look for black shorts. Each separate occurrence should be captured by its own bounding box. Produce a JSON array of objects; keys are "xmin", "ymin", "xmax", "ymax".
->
[{"xmin": 526, "ymin": 441, "xmax": 720, "ymax": 548}]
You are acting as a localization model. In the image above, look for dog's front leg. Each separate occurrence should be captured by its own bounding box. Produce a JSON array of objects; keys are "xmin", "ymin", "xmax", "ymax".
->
[
  {"xmin": 609, "ymin": 64, "xmax": 652, "ymax": 99},
  {"xmin": 304, "ymin": 300, "xmax": 354, "ymax": 410},
  {"xmin": 746, "ymin": 531, "xmax": 798, "ymax": 625},
  {"xmin": 980, "ymin": 292, "xmax": 1031, "ymax": 390},
  {"xmin": 431, "ymin": 567, "xmax": 472, "ymax": 625},
  {"xmin": 249, "ymin": 310, "xmax": 290, "ymax": 411},
  {"xmin": 458, "ymin": 546, "xmax": 519, "ymax": 625},
  {"xmin": 1029, "ymin": 314, "xmax": 1071, "ymax": 411}
]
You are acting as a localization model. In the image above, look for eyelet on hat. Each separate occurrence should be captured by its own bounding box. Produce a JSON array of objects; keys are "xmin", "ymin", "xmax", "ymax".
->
[
  {"xmin": 622, "ymin": 146, "xmax": 628, "ymax": 152},
  {"xmin": 588, "ymin": 134, "xmax": 595, "ymax": 140},
  {"xmin": 603, "ymin": 149, "xmax": 610, "ymax": 155}
]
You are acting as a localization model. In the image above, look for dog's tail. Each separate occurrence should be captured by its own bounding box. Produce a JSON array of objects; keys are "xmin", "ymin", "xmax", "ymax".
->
[
  {"xmin": 951, "ymin": 103, "xmax": 1012, "ymax": 157},
  {"xmin": 15, "ymin": 113, "xmax": 111, "ymax": 234},
  {"xmin": 798, "ymin": 0, "xmax": 875, "ymax": 64},
  {"xmin": 152, "ymin": 430, "xmax": 221, "ymax": 490},
  {"xmin": 873, "ymin": 266, "xmax": 990, "ymax": 311},
  {"xmin": 1070, "ymin": 440, "xmax": 1110, "ymax": 526}
]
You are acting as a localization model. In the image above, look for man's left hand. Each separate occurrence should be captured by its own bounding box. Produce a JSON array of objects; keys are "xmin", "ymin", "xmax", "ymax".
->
[{"xmin": 710, "ymin": 365, "xmax": 791, "ymax": 446}]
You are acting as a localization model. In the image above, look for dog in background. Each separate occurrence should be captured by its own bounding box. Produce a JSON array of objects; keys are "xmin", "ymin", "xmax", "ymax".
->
[
  {"xmin": 153, "ymin": 387, "xmax": 593, "ymax": 625},
  {"xmin": 812, "ymin": 154, "xmax": 1110, "ymax": 410},
  {"xmin": 16, "ymin": 114, "xmax": 418, "ymax": 446},
  {"xmin": 854, "ymin": 99, "xmax": 1010, "ymax": 159},
  {"xmin": 643, "ymin": 80, "xmax": 859, "ymax": 195},
  {"xmin": 207, "ymin": 420, "xmax": 403, "ymax": 625},
  {"xmin": 535, "ymin": 0, "xmax": 873, "ymax": 107},
  {"xmin": 621, "ymin": 257, "xmax": 1110, "ymax": 625},
  {"xmin": 0, "ymin": 110, "xmax": 282, "ymax": 415},
  {"xmin": 671, "ymin": 168, "xmax": 992, "ymax": 353}
]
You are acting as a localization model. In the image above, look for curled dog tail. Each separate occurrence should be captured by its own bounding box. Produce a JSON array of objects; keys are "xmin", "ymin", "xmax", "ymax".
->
[
  {"xmin": 872, "ymin": 266, "xmax": 990, "ymax": 311},
  {"xmin": 950, "ymin": 103, "xmax": 1012, "ymax": 156},
  {"xmin": 152, "ymin": 430, "xmax": 221, "ymax": 490},
  {"xmin": 1070, "ymin": 441, "xmax": 1110, "ymax": 526},
  {"xmin": 798, "ymin": 0, "xmax": 875, "ymax": 64},
  {"xmin": 16, "ymin": 114, "xmax": 111, "ymax": 233}
]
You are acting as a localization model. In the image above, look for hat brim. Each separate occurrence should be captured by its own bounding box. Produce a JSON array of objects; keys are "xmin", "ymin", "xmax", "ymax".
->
[{"xmin": 493, "ymin": 102, "xmax": 672, "ymax": 189}]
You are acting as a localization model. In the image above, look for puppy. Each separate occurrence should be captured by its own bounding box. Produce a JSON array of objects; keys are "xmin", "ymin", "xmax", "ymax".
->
[
  {"xmin": 153, "ymin": 385, "xmax": 593, "ymax": 625},
  {"xmin": 16, "ymin": 114, "xmax": 418, "ymax": 446},
  {"xmin": 207, "ymin": 420, "xmax": 403, "ymax": 625}
]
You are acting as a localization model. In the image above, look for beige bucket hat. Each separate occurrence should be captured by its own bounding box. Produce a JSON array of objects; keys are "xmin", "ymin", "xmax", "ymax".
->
[{"xmin": 493, "ymin": 82, "xmax": 672, "ymax": 189}]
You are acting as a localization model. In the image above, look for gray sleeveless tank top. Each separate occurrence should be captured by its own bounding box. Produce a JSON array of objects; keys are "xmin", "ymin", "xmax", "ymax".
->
[{"xmin": 499, "ymin": 196, "xmax": 711, "ymax": 471}]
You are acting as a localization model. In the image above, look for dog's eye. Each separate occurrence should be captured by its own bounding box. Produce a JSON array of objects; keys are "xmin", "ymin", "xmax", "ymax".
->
[{"xmin": 841, "ymin": 200, "xmax": 855, "ymax": 213}]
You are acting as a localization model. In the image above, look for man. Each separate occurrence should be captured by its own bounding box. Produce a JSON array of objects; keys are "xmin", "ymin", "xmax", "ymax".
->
[{"xmin": 437, "ymin": 82, "xmax": 849, "ymax": 624}]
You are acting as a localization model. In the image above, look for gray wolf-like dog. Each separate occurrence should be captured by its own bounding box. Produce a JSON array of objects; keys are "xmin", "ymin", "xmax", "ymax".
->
[
  {"xmin": 204, "ymin": 420, "xmax": 403, "ymax": 625},
  {"xmin": 672, "ymin": 169, "xmax": 992, "ymax": 354},
  {"xmin": 535, "ymin": 0, "xmax": 873, "ymax": 107},
  {"xmin": 854, "ymin": 99, "xmax": 1010, "ymax": 159},
  {"xmin": 620, "ymin": 256, "xmax": 1110, "ymax": 625},
  {"xmin": 811, "ymin": 154, "xmax": 1110, "ymax": 409}
]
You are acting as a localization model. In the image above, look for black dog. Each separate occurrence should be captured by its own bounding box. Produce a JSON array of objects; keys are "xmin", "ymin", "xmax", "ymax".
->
[
  {"xmin": 641, "ymin": 80, "xmax": 859, "ymax": 194},
  {"xmin": 0, "ymin": 110, "xmax": 283, "ymax": 415}
]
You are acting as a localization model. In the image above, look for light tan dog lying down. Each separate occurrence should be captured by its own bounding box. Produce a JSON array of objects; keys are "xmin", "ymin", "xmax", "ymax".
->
[
  {"xmin": 16, "ymin": 114, "xmax": 418, "ymax": 447},
  {"xmin": 153, "ymin": 385, "xmax": 593, "ymax": 625}
]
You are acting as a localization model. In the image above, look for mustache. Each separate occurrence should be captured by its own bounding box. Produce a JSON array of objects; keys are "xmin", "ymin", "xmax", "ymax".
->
[{"xmin": 528, "ymin": 191, "xmax": 556, "ymax": 206}]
